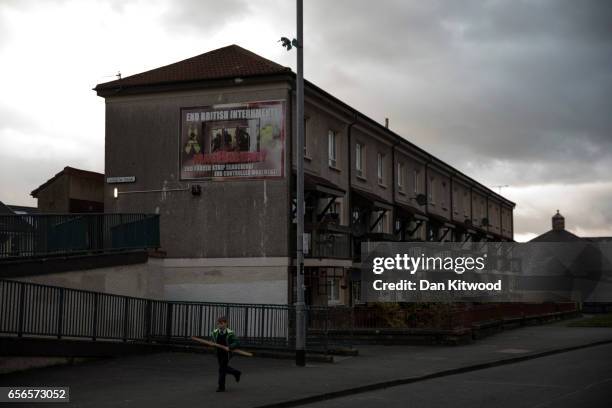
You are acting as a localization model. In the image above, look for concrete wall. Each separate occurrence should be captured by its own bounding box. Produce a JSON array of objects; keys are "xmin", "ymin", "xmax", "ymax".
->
[
  {"xmin": 300, "ymin": 100, "xmax": 350, "ymax": 193},
  {"xmin": 488, "ymin": 199, "xmax": 502, "ymax": 235},
  {"xmin": 350, "ymin": 125, "xmax": 394, "ymax": 204},
  {"xmin": 393, "ymin": 148, "xmax": 427, "ymax": 213},
  {"xmin": 13, "ymin": 260, "xmax": 165, "ymax": 299},
  {"xmin": 159, "ymin": 257, "xmax": 289, "ymax": 304},
  {"xmin": 12, "ymin": 258, "xmax": 288, "ymax": 304},
  {"xmin": 104, "ymin": 84, "xmax": 291, "ymax": 259},
  {"xmin": 471, "ymin": 189, "xmax": 488, "ymax": 229},
  {"xmin": 452, "ymin": 179, "xmax": 471, "ymax": 223},
  {"xmin": 427, "ymin": 166, "xmax": 451, "ymax": 220},
  {"xmin": 501, "ymin": 205, "xmax": 513, "ymax": 238}
]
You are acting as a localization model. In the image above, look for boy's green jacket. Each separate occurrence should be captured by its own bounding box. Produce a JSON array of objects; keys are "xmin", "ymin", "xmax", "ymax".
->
[{"xmin": 211, "ymin": 328, "xmax": 240, "ymax": 349}]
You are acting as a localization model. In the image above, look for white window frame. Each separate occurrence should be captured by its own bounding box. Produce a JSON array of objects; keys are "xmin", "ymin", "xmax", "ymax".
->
[
  {"xmin": 355, "ymin": 143, "xmax": 364, "ymax": 177},
  {"xmin": 328, "ymin": 130, "xmax": 337, "ymax": 168},
  {"xmin": 327, "ymin": 277, "xmax": 341, "ymax": 304},
  {"xmin": 397, "ymin": 162, "xmax": 404, "ymax": 191},
  {"xmin": 377, "ymin": 153, "xmax": 384, "ymax": 185}
]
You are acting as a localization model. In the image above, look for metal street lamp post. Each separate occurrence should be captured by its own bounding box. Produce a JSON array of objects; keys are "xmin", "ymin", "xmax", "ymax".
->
[{"xmin": 281, "ymin": 0, "xmax": 306, "ymax": 367}]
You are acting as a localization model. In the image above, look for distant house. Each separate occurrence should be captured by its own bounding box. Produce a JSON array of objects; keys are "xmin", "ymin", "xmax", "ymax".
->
[
  {"xmin": 31, "ymin": 166, "xmax": 104, "ymax": 213},
  {"xmin": 5, "ymin": 204, "xmax": 39, "ymax": 215},
  {"xmin": 531, "ymin": 210, "xmax": 612, "ymax": 242},
  {"xmin": 0, "ymin": 201, "xmax": 35, "ymax": 257},
  {"xmin": 531, "ymin": 211, "xmax": 612, "ymax": 310}
]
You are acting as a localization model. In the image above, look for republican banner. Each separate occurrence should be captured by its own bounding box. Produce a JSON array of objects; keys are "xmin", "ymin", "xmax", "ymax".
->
[{"xmin": 179, "ymin": 100, "xmax": 285, "ymax": 180}]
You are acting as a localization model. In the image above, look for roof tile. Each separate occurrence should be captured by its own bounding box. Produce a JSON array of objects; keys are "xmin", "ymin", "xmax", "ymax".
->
[{"xmin": 95, "ymin": 45, "xmax": 290, "ymax": 91}]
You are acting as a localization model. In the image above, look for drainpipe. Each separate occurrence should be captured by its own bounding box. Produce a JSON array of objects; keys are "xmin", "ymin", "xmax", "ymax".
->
[
  {"xmin": 391, "ymin": 140, "xmax": 401, "ymax": 239},
  {"xmin": 449, "ymin": 174, "xmax": 454, "ymax": 241},
  {"xmin": 347, "ymin": 116, "xmax": 357, "ymax": 304},
  {"xmin": 424, "ymin": 156, "xmax": 433, "ymax": 240},
  {"xmin": 347, "ymin": 117, "xmax": 357, "ymax": 229}
]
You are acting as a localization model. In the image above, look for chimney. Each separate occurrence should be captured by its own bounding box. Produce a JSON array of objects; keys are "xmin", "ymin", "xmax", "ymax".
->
[
  {"xmin": 552, "ymin": 210, "xmax": 565, "ymax": 231},
  {"xmin": 385, "ymin": 118, "xmax": 389, "ymax": 128}
]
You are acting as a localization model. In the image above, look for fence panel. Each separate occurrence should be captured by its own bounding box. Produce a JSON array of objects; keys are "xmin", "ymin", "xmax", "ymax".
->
[{"xmin": 0, "ymin": 213, "xmax": 160, "ymax": 259}]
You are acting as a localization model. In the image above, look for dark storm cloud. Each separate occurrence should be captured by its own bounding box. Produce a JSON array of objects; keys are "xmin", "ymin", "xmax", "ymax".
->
[{"xmin": 298, "ymin": 0, "xmax": 612, "ymax": 188}]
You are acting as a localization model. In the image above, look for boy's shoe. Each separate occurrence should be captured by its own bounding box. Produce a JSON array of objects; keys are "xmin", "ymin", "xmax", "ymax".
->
[
  {"xmin": 216, "ymin": 387, "xmax": 225, "ymax": 392},
  {"xmin": 235, "ymin": 372, "xmax": 241, "ymax": 383}
]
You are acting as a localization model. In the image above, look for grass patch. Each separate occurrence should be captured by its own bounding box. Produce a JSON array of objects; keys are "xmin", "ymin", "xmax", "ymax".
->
[{"xmin": 568, "ymin": 313, "xmax": 612, "ymax": 327}]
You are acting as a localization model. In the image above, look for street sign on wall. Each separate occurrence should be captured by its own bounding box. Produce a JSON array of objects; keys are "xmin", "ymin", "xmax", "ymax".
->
[{"xmin": 106, "ymin": 176, "xmax": 136, "ymax": 184}]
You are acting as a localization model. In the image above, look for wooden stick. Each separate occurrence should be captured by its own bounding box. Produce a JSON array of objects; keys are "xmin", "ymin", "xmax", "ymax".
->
[{"xmin": 190, "ymin": 336, "xmax": 254, "ymax": 357}]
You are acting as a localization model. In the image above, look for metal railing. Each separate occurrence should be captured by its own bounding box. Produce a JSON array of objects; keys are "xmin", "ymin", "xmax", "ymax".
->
[
  {"xmin": 308, "ymin": 230, "xmax": 352, "ymax": 259},
  {"xmin": 0, "ymin": 213, "xmax": 160, "ymax": 259},
  {"xmin": 0, "ymin": 280, "xmax": 578, "ymax": 352},
  {"xmin": 0, "ymin": 279, "xmax": 296, "ymax": 349}
]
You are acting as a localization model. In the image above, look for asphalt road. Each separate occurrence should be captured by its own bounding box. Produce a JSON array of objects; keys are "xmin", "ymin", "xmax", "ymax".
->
[
  {"xmin": 3, "ymin": 324, "xmax": 612, "ymax": 408},
  {"xmin": 308, "ymin": 343, "xmax": 612, "ymax": 408}
]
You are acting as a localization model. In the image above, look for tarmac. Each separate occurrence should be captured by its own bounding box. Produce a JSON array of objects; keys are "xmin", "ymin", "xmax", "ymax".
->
[{"xmin": 3, "ymin": 318, "xmax": 612, "ymax": 408}]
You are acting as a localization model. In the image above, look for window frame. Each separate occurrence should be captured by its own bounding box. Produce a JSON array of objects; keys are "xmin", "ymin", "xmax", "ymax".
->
[
  {"xmin": 377, "ymin": 152, "xmax": 384, "ymax": 185},
  {"xmin": 355, "ymin": 142, "xmax": 365, "ymax": 178},
  {"xmin": 429, "ymin": 177, "xmax": 435, "ymax": 205},
  {"xmin": 397, "ymin": 162, "xmax": 404, "ymax": 191},
  {"xmin": 328, "ymin": 129, "xmax": 337, "ymax": 168},
  {"xmin": 327, "ymin": 276, "xmax": 341, "ymax": 304}
]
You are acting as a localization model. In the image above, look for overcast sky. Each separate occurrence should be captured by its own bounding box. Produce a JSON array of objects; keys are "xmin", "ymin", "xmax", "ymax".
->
[{"xmin": 0, "ymin": 0, "xmax": 610, "ymax": 241}]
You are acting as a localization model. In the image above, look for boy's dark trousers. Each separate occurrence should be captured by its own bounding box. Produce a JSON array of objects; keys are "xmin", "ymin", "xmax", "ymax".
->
[{"xmin": 217, "ymin": 351, "xmax": 241, "ymax": 390}]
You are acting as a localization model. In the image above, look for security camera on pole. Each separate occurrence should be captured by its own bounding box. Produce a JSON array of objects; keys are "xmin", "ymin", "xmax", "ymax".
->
[{"xmin": 280, "ymin": 0, "xmax": 306, "ymax": 367}]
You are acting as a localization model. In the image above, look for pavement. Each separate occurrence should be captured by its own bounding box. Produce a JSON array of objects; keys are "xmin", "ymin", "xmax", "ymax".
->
[
  {"xmin": 310, "ymin": 343, "xmax": 612, "ymax": 408},
  {"xmin": 3, "ymin": 318, "xmax": 612, "ymax": 408}
]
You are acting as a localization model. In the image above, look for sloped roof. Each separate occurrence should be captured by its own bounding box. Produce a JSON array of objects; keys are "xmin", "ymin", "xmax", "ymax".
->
[
  {"xmin": 31, "ymin": 166, "xmax": 104, "ymax": 197},
  {"xmin": 95, "ymin": 45, "xmax": 291, "ymax": 92},
  {"xmin": 529, "ymin": 229, "xmax": 582, "ymax": 242},
  {"xmin": 0, "ymin": 201, "xmax": 15, "ymax": 215}
]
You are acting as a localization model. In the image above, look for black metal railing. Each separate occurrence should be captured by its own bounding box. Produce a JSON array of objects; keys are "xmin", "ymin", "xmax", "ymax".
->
[
  {"xmin": 0, "ymin": 213, "xmax": 160, "ymax": 259},
  {"xmin": 0, "ymin": 279, "xmax": 295, "ymax": 349},
  {"xmin": 308, "ymin": 230, "xmax": 352, "ymax": 259}
]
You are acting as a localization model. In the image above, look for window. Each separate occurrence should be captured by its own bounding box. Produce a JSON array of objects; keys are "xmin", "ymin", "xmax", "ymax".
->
[
  {"xmin": 429, "ymin": 177, "xmax": 435, "ymax": 204},
  {"xmin": 328, "ymin": 130, "xmax": 337, "ymax": 168},
  {"xmin": 413, "ymin": 170, "xmax": 419, "ymax": 195},
  {"xmin": 441, "ymin": 181, "xmax": 447, "ymax": 209},
  {"xmin": 326, "ymin": 199, "xmax": 341, "ymax": 223},
  {"xmin": 373, "ymin": 211, "xmax": 388, "ymax": 233},
  {"xmin": 397, "ymin": 162, "xmax": 404, "ymax": 191},
  {"xmin": 377, "ymin": 153, "xmax": 384, "ymax": 184},
  {"xmin": 351, "ymin": 281, "xmax": 362, "ymax": 305},
  {"xmin": 355, "ymin": 143, "xmax": 364, "ymax": 177},
  {"xmin": 327, "ymin": 277, "xmax": 341, "ymax": 304}
]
